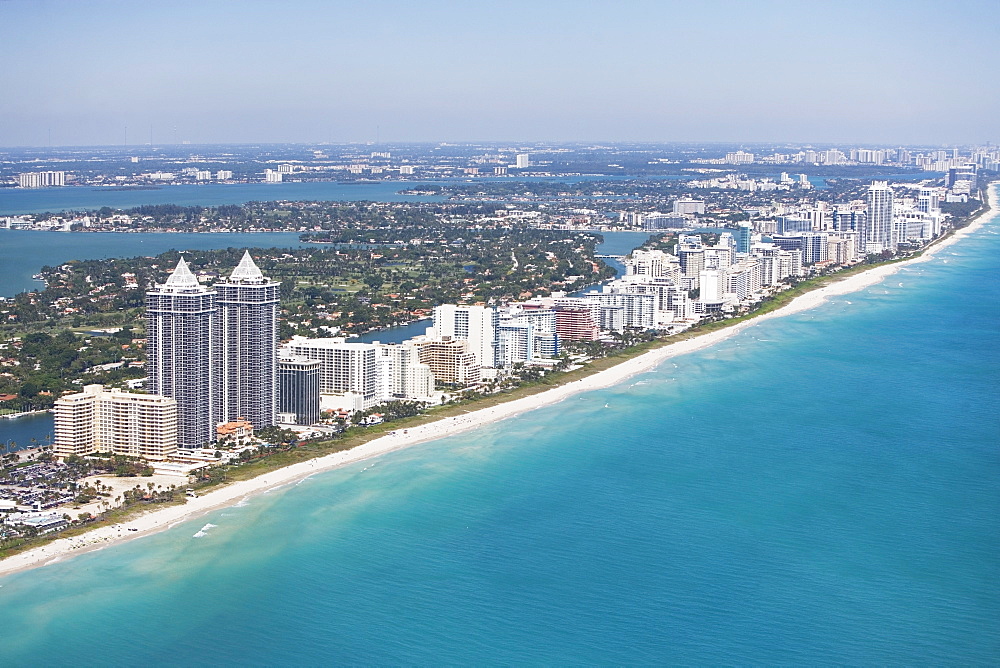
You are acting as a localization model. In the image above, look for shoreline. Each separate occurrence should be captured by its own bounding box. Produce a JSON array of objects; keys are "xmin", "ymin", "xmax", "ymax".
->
[
  {"xmin": 0, "ymin": 409, "xmax": 52, "ymax": 421},
  {"xmin": 1, "ymin": 185, "xmax": 995, "ymax": 578}
]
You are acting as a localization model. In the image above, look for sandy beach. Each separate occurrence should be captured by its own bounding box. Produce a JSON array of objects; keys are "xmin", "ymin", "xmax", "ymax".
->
[{"xmin": 1, "ymin": 187, "xmax": 995, "ymax": 578}]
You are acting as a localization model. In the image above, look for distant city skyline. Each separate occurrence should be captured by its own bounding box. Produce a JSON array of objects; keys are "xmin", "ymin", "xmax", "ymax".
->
[{"xmin": 1, "ymin": 0, "xmax": 998, "ymax": 147}]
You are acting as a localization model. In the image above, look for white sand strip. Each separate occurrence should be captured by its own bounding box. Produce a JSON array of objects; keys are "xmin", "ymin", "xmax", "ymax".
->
[{"xmin": 1, "ymin": 185, "xmax": 995, "ymax": 578}]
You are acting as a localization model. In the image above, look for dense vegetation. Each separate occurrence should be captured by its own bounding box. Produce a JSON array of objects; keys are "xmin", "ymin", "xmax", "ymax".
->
[
  {"xmin": 0, "ymin": 329, "xmax": 142, "ymax": 412},
  {"xmin": 0, "ymin": 223, "xmax": 612, "ymax": 406}
]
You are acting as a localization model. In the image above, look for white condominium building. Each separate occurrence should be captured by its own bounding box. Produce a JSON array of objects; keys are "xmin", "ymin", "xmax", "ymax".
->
[
  {"xmin": 751, "ymin": 243, "xmax": 802, "ymax": 286},
  {"xmin": 18, "ymin": 171, "xmax": 65, "ymax": 188},
  {"xmin": 725, "ymin": 259, "xmax": 764, "ymax": 302},
  {"xmin": 601, "ymin": 276, "xmax": 688, "ymax": 326},
  {"xmin": 431, "ymin": 304, "xmax": 498, "ymax": 370},
  {"xmin": 699, "ymin": 269, "xmax": 725, "ymax": 303},
  {"xmin": 581, "ymin": 290, "xmax": 656, "ymax": 329},
  {"xmin": 54, "ymin": 384, "xmax": 177, "ymax": 460},
  {"xmin": 865, "ymin": 181, "xmax": 895, "ymax": 253},
  {"xmin": 375, "ymin": 341, "xmax": 436, "ymax": 402},
  {"xmin": 496, "ymin": 307, "xmax": 559, "ymax": 366},
  {"xmin": 285, "ymin": 338, "xmax": 379, "ymax": 409},
  {"xmin": 624, "ymin": 249, "xmax": 680, "ymax": 282}
]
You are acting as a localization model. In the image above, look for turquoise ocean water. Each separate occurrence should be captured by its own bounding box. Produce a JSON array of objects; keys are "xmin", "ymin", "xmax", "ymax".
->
[{"xmin": 0, "ymin": 199, "xmax": 998, "ymax": 663}]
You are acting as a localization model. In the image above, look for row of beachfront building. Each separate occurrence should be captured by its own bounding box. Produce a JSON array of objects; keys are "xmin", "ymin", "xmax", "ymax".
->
[{"xmin": 52, "ymin": 181, "xmax": 958, "ymax": 464}]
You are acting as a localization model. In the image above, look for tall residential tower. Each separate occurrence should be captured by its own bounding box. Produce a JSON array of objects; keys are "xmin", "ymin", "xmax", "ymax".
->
[
  {"xmin": 865, "ymin": 181, "xmax": 895, "ymax": 254},
  {"xmin": 217, "ymin": 251, "xmax": 280, "ymax": 430},
  {"xmin": 146, "ymin": 258, "xmax": 221, "ymax": 448},
  {"xmin": 146, "ymin": 252, "xmax": 279, "ymax": 448}
]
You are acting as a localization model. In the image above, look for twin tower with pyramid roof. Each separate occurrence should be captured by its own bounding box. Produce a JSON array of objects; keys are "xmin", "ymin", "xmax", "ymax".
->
[{"xmin": 146, "ymin": 251, "xmax": 279, "ymax": 448}]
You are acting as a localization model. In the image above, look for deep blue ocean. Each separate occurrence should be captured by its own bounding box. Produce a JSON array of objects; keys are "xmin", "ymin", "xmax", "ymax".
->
[{"xmin": 0, "ymin": 196, "xmax": 997, "ymax": 664}]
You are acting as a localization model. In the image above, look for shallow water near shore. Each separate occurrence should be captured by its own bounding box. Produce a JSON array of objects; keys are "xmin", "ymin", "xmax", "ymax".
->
[{"xmin": 0, "ymin": 202, "xmax": 998, "ymax": 663}]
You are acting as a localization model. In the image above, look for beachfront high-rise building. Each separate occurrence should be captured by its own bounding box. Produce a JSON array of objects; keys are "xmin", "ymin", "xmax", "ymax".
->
[
  {"xmin": 624, "ymin": 249, "xmax": 679, "ymax": 280},
  {"xmin": 413, "ymin": 337, "xmax": 481, "ymax": 385},
  {"xmin": 285, "ymin": 338, "xmax": 379, "ymax": 409},
  {"xmin": 217, "ymin": 251, "xmax": 280, "ymax": 430},
  {"xmin": 374, "ymin": 342, "xmax": 436, "ymax": 403},
  {"xmin": 431, "ymin": 304, "xmax": 499, "ymax": 370},
  {"xmin": 553, "ymin": 298, "xmax": 600, "ymax": 341},
  {"xmin": 278, "ymin": 355, "xmax": 321, "ymax": 426},
  {"xmin": 865, "ymin": 181, "xmax": 895, "ymax": 254},
  {"xmin": 677, "ymin": 244, "xmax": 705, "ymax": 290},
  {"xmin": 917, "ymin": 188, "xmax": 941, "ymax": 214},
  {"xmin": 54, "ymin": 384, "xmax": 177, "ymax": 460},
  {"xmin": 146, "ymin": 253, "xmax": 282, "ymax": 447},
  {"xmin": 146, "ymin": 257, "xmax": 222, "ymax": 449}
]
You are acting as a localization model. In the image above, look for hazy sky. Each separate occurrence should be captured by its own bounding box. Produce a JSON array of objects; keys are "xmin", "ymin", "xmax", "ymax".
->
[{"xmin": 2, "ymin": 0, "xmax": 997, "ymax": 146}]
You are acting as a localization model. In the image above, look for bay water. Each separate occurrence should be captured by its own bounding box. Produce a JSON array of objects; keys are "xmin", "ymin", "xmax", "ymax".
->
[
  {"xmin": 0, "ymin": 181, "xmax": 445, "ymax": 216},
  {"xmin": 0, "ymin": 229, "xmax": 313, "ymax": 297},
  {"xmin": 0, "ymin": 202, "xmax": 997, "ymax": 663}
]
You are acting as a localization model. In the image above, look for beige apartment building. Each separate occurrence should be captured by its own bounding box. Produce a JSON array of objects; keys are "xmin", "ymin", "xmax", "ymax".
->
[
  {"xmin": 54, "ymin": 384, "xmax": 177, "ymax": 460},
  {"xmin": 414, "ymin": 337, "xmax": 480, "ymax": 385}
]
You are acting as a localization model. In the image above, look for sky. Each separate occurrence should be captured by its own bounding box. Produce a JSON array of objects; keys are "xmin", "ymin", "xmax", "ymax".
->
[{"xmin": 1, "ymin": 0, "xmax": 997, "ymax": 147}]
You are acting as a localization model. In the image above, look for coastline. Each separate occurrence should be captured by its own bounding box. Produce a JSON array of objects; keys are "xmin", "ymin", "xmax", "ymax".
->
[
  {"xmin": 0, "ymin": 409, "xmax": 52, "ymax": 421},
  {"xmin": 1, "ymin": 185, "xmax": 995, "ymax": 578}
]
